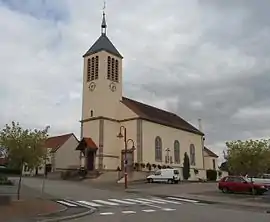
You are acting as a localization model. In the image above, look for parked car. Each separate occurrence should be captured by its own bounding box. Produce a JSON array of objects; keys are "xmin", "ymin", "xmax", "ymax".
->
[
  {"xmin": 247, "ymin": 175, "xmax": 270, "ymax": 189},
  {"xmin": 147, "ymin": 168, "xmax": 180, "ymax": 184},
  {"xmin": 218, "ymin": 176, "xmax": 268, "ymax": 195}
]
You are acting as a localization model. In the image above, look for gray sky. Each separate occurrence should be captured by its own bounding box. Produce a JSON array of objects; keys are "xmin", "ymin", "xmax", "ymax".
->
[{"xmin": 1, "ymin": 0, "xmax": 270, "ymax": 159}]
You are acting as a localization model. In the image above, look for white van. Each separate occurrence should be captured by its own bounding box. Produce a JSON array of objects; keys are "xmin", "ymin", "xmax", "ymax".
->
[{"xmin": 147, "ymin": 168, "xmax": 180, "ymax": 184}]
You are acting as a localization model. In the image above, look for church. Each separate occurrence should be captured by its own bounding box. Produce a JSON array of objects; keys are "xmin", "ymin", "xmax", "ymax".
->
[{"xmin": 77, "ymin": 11, "xmax": 211, "ymax": 180}]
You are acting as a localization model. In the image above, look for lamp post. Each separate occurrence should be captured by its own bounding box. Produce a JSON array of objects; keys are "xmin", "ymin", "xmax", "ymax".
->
[
  {"xmin": 41, "ymin": 125, "xmax": 50, "ymax": 198},
  {"xmin": 117, "ymin": 126, "xmax": 135, "ymax": 189}
]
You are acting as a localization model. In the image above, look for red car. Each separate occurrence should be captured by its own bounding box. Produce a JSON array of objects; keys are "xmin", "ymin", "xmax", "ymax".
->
[{"xmin": 218, "ymin": 176, "xmax": 268, "ymax": 195}]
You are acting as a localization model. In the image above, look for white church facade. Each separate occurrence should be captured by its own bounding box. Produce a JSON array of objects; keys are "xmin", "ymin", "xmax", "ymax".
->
[{"xmin": 77, "ymin": 11, "xmax": 212, "ymax": 180}]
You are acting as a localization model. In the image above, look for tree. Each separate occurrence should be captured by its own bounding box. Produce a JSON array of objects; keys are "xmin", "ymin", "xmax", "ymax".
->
[
  {"xmin": 225, "ymin": 139, "xmax": 270, "ymax": 177},
  {"xmin": 0, "ymin": 121, "xmax": 49, "ymax": 199},
  {"xmin": 219, "ymin": 161, "xmax": 228, "ymax": 172},
  {"xmin": 182, "ymin": 152, "xmax": 190, "ymax": 180}
]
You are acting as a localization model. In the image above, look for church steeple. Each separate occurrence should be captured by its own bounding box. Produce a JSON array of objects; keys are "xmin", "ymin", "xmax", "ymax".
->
[
  {"xmin": 101, "ymin": 11, "xmax": 107, "ymax": 35},
  {"xmin": 82, "ymin": 3, "xmax": 123, "ymax": 59}
]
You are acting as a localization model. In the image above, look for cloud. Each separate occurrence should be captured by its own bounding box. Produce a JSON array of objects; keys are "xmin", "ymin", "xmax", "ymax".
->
[{"xmin": 1, "ymin": 0, "xmax": 270, "ymax": 161}]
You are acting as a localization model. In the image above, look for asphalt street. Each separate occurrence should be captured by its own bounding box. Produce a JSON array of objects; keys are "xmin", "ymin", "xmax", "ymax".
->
[
  {"xmin": 20, "ymin": 178, "xmax": 270, "ymax": 222},
  {"xmin": 70, "ymin": 202, "xmax": 270, "ymax": 222}
]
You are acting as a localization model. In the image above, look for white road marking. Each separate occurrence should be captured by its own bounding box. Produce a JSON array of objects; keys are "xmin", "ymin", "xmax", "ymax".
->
[
  {"xmin": 77, "ymin": 200, "xmax": 102, "ymax": 207},
  {"xmin": 162, "ymin": 208, "xmax": 176, "ymax": 211},
  {"xmin": 124, "ymin": 198, "xmax": 151, "ymax": 204},
  {"xmin": 137, "ymin": 198, "xmax": 166, "ymax": 204},
  {"xmin": 100, "ymin": 212, "xmax": 114, "ymax": 215},
  {"xmin": 57, "ymin": 200, "xmax": 77, "ymax": 207},
  {"xmin": 167, "ymin": 197, "xmax": 199, "ymax": 203},
  {"xmin": 108, "ymin": 199, "xmax": 136, "ymax": 205},
  {"xmin": 151, "ymin": 198, "xmax": 182, "ymax": 205},
  {"xmin": 92, "ymin": 199, "xmax": 120, "ymax": 206},
  {"xmin": 194, "ymin": 203, "xmax": 208, "ymax": 206},
  {"xmin": 142, "ymin": 209, "xmax": 156, "ymax": 213},
  {"xmin": 122, "ymin": 210, "xmax": 136, "ymax": 214},
  {"xmin": 124, "ymin": 198, "xmax": 163, "ymax": 209}
]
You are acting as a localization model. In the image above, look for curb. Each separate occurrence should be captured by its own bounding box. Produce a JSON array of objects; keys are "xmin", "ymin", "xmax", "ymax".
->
[
  {"xmin": 37, "ymin": 204, "xmax": 68, "ymax": 217},
  {"xmin": 37, "ymin": 208, "xmax": 95, "ymax": 222}
]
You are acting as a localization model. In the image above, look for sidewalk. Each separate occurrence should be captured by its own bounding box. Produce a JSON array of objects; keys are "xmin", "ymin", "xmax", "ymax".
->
[{"xmin": 0, "ymin": 198, "xmax": 64, "ymax": 222}]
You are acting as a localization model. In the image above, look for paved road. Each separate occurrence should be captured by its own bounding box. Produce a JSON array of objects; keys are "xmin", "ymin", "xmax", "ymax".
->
[
  {"xmin": 21, "ymin": 178, "xmax": 270, "ymax": 222},
  {"xmin": 69, "ymin": 201, "xmax": 270, "ymax": 222}
]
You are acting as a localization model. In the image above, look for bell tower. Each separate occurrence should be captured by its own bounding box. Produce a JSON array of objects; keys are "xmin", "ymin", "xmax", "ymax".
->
[{"xmin": 81, "ymin": 9, "xmax": 123, "ymax": 122}]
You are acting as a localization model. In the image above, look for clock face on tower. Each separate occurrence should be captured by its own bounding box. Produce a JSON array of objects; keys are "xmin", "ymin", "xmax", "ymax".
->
[
  {"xmin": 109, "ymin": 82, "xmax": 116, "ymax": 92},
  {"xmin": 89, "ymin": 82, "xmax": 96, "ymax": 91}
]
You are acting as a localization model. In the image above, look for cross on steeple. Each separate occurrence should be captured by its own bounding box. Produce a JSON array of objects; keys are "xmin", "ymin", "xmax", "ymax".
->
[{"xmin": 101, "ymin": 1, "xmax": 107, "ymax": 35}]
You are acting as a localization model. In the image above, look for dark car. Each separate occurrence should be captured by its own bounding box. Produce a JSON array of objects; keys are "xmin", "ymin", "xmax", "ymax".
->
[{"xmin": 218, "ymin": 176, "xmax": 268, "ymax": 195}]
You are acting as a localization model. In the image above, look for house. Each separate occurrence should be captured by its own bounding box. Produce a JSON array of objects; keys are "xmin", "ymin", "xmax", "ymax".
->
[
  {"xmin": 77, "ymin": 10, "xmax": 214, "ymax": 180},
  {"xmin": 203, "ymin": 147, "xmax": 219, "ymax": 170},
  {"xmin": 23, "ymin": 133, "xmax": 80, "ymax": 176},
  {"xmin": 0, "ymin": 147, "xmax": 7, "ymax": 166}
]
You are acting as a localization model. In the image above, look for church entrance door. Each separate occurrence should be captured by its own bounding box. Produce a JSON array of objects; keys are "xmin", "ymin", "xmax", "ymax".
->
[{"xmin": 87, "ymin": 151, "xmax": 95, "ymax": 171}]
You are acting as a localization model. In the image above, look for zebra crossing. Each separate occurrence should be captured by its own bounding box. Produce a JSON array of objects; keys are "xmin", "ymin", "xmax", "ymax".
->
[{"xmin": 56, "ymin": 196, "xmax": 204, "ymax": 209}]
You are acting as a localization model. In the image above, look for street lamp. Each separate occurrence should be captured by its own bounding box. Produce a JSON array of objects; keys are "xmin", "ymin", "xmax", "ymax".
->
[{"xmin": 117, "ymin": 126, "xmax": 135, "ymax": 189}]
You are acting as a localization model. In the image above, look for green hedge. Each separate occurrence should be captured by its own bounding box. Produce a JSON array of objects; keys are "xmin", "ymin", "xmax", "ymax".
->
[
  {"xmin": 206, "ymin": 169, "xmax": 217, "ymax": 181},
  {"xmin": 0, "ymin": 167, "xmax": 21, "ymax": 175},
  {"xmin": 0, "ymin": 175, "xmax": 14, "ymax": 185}
]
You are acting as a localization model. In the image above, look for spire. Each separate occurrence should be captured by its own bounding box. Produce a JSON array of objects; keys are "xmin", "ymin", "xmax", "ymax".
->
[{"xmin": 101, "ymin": 1, "xmax": 107, "ymax": 35}]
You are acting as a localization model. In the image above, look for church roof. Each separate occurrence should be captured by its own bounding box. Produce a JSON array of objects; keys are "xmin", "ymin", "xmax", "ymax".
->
[
  {"xmin": 83, "ymin": 34, "xmax": 123, "ymax": 58},
  {"xmin": 204, "ymin": 147, "xmax": 219, "ymax": 158},
  {"xmin": 121, "ymin": 97, "xmax": 204, "ymax": 136}
]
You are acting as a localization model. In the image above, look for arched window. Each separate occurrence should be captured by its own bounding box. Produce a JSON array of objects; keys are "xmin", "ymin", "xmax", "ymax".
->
[
  {"xmin": 115, "ymin": 60, "xmax": 119, "ymax": 82},
  {"xmin": 174, "ymin": 140, "xmax": 180, "ymax": 164},
  {"xmin": 91, "ymin": 57, "xmax": 95, "ymax": 81},
  {"xmin": 94, "ymin": 56, "xmax": 99, "ymax": 80},
  {"xmin": 107, "ymin": 56, "xmax": 111, "ymax": 79},
  {"xmin": 87, "ymin": 58, "xmax": 91, "ymax": 82},
  {"xmin": 155, "ymin": 136, "xmax": 162, "ymax": 162},
  {"xmin": 107, "ymin": 56, "xmax": 119, "ymax": 82},
  {"xmin": 190, "ymin": 144, "xmax": 196, "ymax": 166}
]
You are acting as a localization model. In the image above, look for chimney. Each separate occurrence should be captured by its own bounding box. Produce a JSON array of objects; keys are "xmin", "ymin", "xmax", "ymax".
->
[{"xmin": 198, "ymin": 118, "xmax": 202, "ymax": 132}]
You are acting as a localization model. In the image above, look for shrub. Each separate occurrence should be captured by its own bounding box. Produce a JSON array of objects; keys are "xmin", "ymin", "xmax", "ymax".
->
[
  {"xmin": 146, "ymin": 163, "xmax": 151, "ymax": 171},
  {"xmin": 157, "ymin": 165, "xmax": 161, "ymax": 169},
  {"xmin": 152, "ymin": 164, "xmax": 156, "ymax": 169},
  {"xmin": 182, "ymin": 152, "xmax": 190, "ymax": 180},
  {"xmin": 140, "ymin": 163, "xmax": 146, "ymax": 169},
  {"xmin": 0, "ymin": 175, "xmax": 13, "ymax": 185},
  {"xmin": 206, "ymin": 169, "xmax": 217, "ymax": 181},
  {"xmin": 0, "ymin": 167, "xmax": 20, "ymax": 175},
  {"xmin": 134, "ymin": 163, "xmax": 139, "ymax": 171},
  {"xmin": 162, "ymin": 165, "xmax": 166, "ymax": 169}
]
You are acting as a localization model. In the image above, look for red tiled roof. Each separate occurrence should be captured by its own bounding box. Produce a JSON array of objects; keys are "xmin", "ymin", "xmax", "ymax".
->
[
  {"xmin": 121, "ymin": 97, "xmax": 203, "ymax": 136},
  {"xmin": 84, "ymin": 138, "xmax": 98, "ymax": 149},
  {"xmin": 76, "ymin": 137, "xmax": 98, "ymax": 151},
  {"xmin": 204, "ymin": 147, "xmax": 219, "ymax": 158},
  {"xmin": 45, "ymin": 133, "xmax": 74, "ymax": 152}
]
